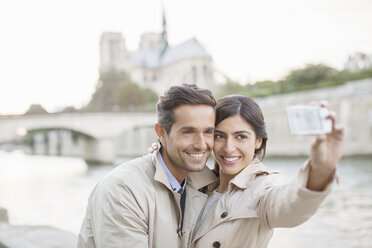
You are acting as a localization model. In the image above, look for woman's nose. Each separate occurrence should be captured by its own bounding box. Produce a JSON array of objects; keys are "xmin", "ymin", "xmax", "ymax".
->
[{"xmin": 223, "ymin": 138, "xmax": 235, "ymax": 153}]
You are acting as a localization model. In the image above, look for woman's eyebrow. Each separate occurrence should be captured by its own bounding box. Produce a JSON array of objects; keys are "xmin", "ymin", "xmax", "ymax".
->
[
  {"xmin": 233, "ymin": 130, "xmax": 252, "ymax": 135},
  {"xmin": 215, "ymin": 130, "xmax": 252, "ymax": 135},
  {"xmin": 214, "ymin": 129, "xmax": 226, "ymax": 135}
]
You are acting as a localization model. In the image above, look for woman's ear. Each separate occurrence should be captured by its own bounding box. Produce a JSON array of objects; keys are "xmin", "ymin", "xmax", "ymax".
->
[
  {"xmin": 255, "ymin": 138, "xmax": 263, "ymax": 150},
  {"xmin": 155, "ymin": 123, "xmax": 166, "ymax": 145}
]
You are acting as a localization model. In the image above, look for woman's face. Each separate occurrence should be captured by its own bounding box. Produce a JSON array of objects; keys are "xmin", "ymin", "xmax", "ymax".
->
[{"xmin": 213, "ymin": 115, "xmax": 262, "ymax": 177}]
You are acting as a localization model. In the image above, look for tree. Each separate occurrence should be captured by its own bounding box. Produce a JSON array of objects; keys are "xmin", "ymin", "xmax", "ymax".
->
[
  {"xmin": 86, "ymin": 70, "xmax": 133, "ymax": 111},
  {"xmin": 59, "ymin": 106, "xmax": 77, "ymax": 113},
  {"xmin": 283, "ymin": 64, "xmax": 338, "ymax": 92},
  {"xmin": 85, "ymin": 70, "xmax": 159, "ymax": 112},
  {"xmin": 24, "ymin": 104, "xmax": 48, "ymax": 115},
  {"xmin": 215, "ymin": 80, "xmax": 252, "ymax": 99},
  {"xmin": 252, "ymin": 80, "xmax": 278, "ymax": 97},
  {"xmin": 115, "ymin": 82, "xmax": 158, "ymax": 111}
]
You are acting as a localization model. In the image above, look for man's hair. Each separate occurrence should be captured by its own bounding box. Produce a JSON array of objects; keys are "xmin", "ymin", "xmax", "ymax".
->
[{"xmin": 156, "ymin": 84, "xmax": 216, "ymax": 133}]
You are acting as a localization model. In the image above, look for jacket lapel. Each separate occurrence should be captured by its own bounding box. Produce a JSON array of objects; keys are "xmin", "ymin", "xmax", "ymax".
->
[
  {"xmin": 152, "ymin": 150, "xmax": 175, "ymax": 192},
  {"xmin": 151, "ymin": 149, "xmax": 219, "ymax": 246},
  {"xmin": 229, "ymin": 160, "xmax": 268, "ymax": 189},
  {"xmin": 192, "ymin": 160, "xmax": 271, "ymax": 243}
]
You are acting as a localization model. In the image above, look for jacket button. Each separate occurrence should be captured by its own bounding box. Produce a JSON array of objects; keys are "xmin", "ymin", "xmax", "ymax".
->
[
  {"xmin": 220, "ymin": 211, "xmax": 228, "ymax": 218},
  {"xmin": 213, "ymin": 241, "xmax": 221, "ymax": 248}
]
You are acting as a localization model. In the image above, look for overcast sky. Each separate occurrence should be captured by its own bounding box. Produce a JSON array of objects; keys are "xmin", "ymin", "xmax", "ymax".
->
[{"xmin": 1, "ymin": 0, "xmax": 371, "ymax": 114}]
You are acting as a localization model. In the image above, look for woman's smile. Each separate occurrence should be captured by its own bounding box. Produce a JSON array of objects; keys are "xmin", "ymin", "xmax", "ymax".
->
[
  {"xmin": 214, "ymin": 115, "xmax": 262, "ymax": 177},
  {"xmin": 220, "ymin": 155, "xmax": 241, "ymax": 165}
]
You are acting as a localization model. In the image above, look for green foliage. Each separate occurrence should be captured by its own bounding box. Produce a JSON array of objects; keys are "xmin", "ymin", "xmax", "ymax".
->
[
  {"xmin": 85, "ymin": 70, "xmax": 158, "ymax": 112},
  {"xmin": 22, "ymin": 133, "xmax": 35, "ymax": 149},
  {"xmin": 216, "ymin": 64, "xmax": 372, "ymax": 98},
  {"xmin": 24, "ymin": 104, "xmax": 48, "ymax": 115},
  {"xmin": 99, "ymin": 70, "xmax": 128, "ymax": 84},
  {"xmin": 115, "ymin": 82, "xmax": 158, "ymax": 111},
  {"xmin": 85, "ymin": 70, "xmax": 129, "ymax": 111},
  {"xmin": 215, "ymin": 80, "xmax": 252, "ymax": 99},
  {"xmin": 251, "ymin": 80, "xmax": 278, "ymax": 97},
  {"xmin": 284, "ymin": 64, "xmax": 337, "ymax": 89}
]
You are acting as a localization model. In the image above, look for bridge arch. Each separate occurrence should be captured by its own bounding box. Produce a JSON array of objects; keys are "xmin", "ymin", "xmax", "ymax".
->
[{"xmin": 0, "ymin": 112, "xmax": 158, "ymax": 164}]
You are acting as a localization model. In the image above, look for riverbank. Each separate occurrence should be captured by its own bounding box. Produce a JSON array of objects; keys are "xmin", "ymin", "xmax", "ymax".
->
[
  {"xmin": 0, "ymin": 207, "xmax": 77, "ymax": 248},
  {"xmin": 1, "ymin": 154, "xmax": 371, "ymax": 247},
  {"xmin": 0, "ymin": 223, "xmax": 77, "ymax": 248}
]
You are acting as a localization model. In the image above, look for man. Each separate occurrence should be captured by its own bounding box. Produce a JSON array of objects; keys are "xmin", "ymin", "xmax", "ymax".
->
[{"xmin": 78, "ymin": 84, "xmax": 218, "ymax": 248}]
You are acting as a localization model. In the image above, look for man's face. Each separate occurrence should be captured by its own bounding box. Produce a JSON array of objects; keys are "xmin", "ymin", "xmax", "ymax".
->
[{"xmin": 160, "ymin": 104, "xmax": 215, "ymax": 181}]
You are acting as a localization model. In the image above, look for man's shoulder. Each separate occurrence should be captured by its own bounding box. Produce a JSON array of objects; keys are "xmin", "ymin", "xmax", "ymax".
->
[
  {"xmin": 85, "ymin": 154, "xmax": 157, "ymax": 219},
  {"xmin": 116, "ymin": 154, "xmax": 154, "ymax": 175},
  {"xmin": 96, "ymin": 154, "xmax": 156, "ymax": 193}
]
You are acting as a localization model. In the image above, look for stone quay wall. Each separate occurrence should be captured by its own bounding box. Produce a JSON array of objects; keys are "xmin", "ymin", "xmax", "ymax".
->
[{"xmin": 256, "ymin": 79, "xmax": 372, "ymax": 157}]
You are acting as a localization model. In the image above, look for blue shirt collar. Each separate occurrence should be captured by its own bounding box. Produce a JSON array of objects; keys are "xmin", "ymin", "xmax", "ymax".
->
[{"xmin": 158, "ymin": 152, "xmax": 187, "ymax": 194}]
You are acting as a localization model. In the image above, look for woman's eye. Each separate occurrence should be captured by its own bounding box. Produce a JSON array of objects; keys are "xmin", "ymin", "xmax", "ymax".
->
[
  {"xmin": 214, "ymin": 134, "xmax": 224, "ymax": 139},
  {"xmin": 237, "ymin": 135, "xmax": 247, "ymax": 140}
]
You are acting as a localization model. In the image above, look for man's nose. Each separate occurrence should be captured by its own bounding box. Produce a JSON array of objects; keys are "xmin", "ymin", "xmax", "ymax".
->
[{"xmin": 193, "ymin": 133, "xmax": 208, "ymax": 151}]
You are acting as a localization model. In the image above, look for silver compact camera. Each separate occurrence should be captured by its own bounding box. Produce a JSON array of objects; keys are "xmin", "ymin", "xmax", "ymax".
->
[{"xmin": 286, "ymin": 105, "xmax": 332, "ymax": 135}]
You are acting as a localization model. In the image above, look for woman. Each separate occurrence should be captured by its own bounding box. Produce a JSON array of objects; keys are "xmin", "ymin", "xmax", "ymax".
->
[{"xmin": 189, "ymin": 95, "xmax": 344, "ymax": 248}]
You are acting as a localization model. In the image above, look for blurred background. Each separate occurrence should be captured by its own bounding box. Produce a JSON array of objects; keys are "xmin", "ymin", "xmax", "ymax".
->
[{"xmin": 0, "ymin": 0, "xmax": 371, "ymax": 247}]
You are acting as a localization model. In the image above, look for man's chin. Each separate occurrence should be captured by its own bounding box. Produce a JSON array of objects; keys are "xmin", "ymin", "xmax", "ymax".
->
[{"xmin": 185, "ymin": 162, "xmax": 206, "ymax": 172}]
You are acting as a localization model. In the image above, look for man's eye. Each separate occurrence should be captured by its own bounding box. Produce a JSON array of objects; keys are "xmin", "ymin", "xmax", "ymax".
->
[
  {"xmin": 205, "ymin": 130, "xmax": 214, "ymax": 135},
  {"xmin": 183, "ymin": 130, "xmax": 193, "ymax": 134}
]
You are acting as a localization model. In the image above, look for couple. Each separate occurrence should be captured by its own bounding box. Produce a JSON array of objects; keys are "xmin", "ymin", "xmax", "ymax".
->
[{"xmin": 78, "ymin": 84, "xmax": 344, "ymax": 248}]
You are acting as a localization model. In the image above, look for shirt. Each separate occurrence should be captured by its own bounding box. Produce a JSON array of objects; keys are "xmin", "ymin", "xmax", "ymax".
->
[{"xmin": 158, "ymin": 152, "xmax": 187, "ymax": 194}]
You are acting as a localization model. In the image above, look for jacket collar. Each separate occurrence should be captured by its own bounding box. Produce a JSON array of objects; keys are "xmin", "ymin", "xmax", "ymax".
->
[
  {"xmin": 229, "ymin": 158, "xmax": 269, "ymax": 189},
  {"xmin": 152, "ymin": 149, "xmax": 217, "ymax": 191},
  {"xmin": 187, "ymin": 167, "xmax": 218, "ymax": 190}
]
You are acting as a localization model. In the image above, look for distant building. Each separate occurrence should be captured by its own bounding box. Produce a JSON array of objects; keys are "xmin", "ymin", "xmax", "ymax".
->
[
  {"xmin": 99, "ymin": 11, "xmax": 217, "ymax": 94},
  {"xmin": 344, "ymin": 52, "xmax": 372, "ymax": 72}
]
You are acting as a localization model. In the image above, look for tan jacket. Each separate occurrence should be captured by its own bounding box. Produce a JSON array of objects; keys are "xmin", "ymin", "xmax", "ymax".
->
[
  {"xmin": 190, "ymin": 160, "xmax": 333, "ymax": 248},
  {"xmin": 78, "ymin": 150, "xmax": 217, "ymax": 248}
]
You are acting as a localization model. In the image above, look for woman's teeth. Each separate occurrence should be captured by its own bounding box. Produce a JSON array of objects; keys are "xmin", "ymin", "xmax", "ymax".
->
[{"xmin": 223, "ymin": 156, "xmax": 239, "ymax": 162}]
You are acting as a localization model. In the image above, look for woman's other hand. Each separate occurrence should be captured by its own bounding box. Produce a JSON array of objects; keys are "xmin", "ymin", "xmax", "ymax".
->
[{"xmin": 307, "ymin": 102, "xmax": 344, "ymax": 191}]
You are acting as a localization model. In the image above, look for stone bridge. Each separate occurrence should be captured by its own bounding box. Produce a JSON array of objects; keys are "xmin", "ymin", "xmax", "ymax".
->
[
  {"xmin": 1, "ymin": 79, "xmax": 372, "ymax": 164},
  {"xmin": 0, "ymin": 112, "xmax": 157, "ymax": 163}
]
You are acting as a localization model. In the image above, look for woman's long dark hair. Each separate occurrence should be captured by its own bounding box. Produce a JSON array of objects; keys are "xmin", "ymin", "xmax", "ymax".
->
[{"xmin": 213, "ymin": 95, "xmax": 268, "ymax": 176}]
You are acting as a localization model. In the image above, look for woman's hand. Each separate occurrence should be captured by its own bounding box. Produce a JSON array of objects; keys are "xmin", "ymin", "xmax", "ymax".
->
[
  {"xmin": 307, "ymin": 102, "xmax": 344, "ymax": 191},
  {"xmin": 143, "ymin": 142, "xmax": 160, "ymax": 155}
]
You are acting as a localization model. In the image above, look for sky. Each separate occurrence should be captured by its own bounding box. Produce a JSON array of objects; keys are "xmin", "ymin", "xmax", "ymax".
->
[{"xmin": 0, "ymin": 0, "xmax": 371, "ymax": 115}]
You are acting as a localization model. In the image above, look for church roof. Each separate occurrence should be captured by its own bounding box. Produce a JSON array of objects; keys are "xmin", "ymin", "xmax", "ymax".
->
[{"xmin": 130, "ymin": 38, "xmax": 212, "ymax": 69}]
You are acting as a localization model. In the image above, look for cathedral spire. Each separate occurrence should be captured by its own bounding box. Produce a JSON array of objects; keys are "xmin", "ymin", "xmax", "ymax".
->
[{"xmin": 160, "ymin": 5, "xmax": 168, "ymax": 51}]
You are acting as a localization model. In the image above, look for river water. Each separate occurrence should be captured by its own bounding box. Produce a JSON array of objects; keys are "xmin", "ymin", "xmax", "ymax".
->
[{"xmin": 0, "ymin": 151, "xmax": 371, "ymax": 247}]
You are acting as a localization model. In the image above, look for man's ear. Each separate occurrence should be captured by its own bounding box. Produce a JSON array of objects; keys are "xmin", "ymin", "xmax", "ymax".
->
[{"xmin": 155, "ymin": 123, "xmax": 167, "ymax": 145}]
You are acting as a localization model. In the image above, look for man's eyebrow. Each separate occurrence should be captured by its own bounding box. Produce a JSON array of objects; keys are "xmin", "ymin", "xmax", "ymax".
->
[
  {"xmin": 179, "ymin": 126, "xmax": 215, "ymax": 131},
  {"xmin": 205, "ymin": 127, "xmax": 215, "ymax": 132},
  {"xmin": 179, "ymin": 126, "xmax": 196, "ymax": 131}
]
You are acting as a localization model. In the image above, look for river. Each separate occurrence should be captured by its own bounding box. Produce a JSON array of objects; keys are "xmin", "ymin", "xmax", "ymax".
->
[{"xmin": 0, "ymin": 151, "xmax": 371, "ymax": 247}]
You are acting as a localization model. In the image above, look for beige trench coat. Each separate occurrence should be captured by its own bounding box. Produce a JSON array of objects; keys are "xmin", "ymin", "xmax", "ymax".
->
[
  {"xmin": 78, "ymin": 150, "xmax": 217, "ymax": 248},
  {"xmin": 190, "ymin": 160, "xmax": 333, "ymax": 248}
]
